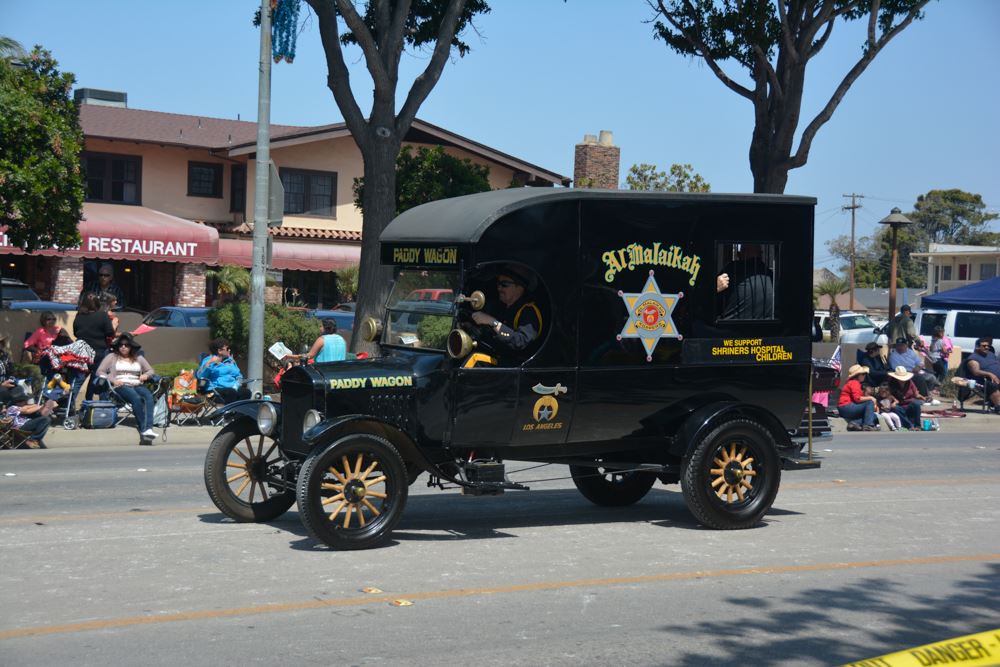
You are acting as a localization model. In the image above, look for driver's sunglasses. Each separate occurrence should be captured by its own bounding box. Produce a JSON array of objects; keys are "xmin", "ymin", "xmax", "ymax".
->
[{"xmin": 496, "ymin": 280, "xmax": 515, "ymax": 288}]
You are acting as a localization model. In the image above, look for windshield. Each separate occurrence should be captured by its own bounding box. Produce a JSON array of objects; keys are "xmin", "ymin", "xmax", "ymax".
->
[
  {"xmin": 382, "ymin": 270, "xmax": 459, "ymax": 350},
  {"xmin": 840, "ymin": 314, "xmax": 875, "ymax": 329}
]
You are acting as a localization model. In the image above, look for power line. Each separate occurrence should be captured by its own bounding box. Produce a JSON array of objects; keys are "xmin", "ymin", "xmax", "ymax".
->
[{"xmin": 842, "ymin": 193, "xmax": 864, "ymax": 309}]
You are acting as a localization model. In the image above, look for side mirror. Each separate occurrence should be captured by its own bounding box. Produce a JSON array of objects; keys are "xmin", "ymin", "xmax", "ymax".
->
[
  {"xmin": 359, "ymin": 317, "xmax": 382, "ymax": 342},
  {"xmin": 447, "ymin": 328, "xmax": 476, "ymax": 359},
  {"xmin": 455, "ymin": 290, "xmax": 486, "ymax": 311}
]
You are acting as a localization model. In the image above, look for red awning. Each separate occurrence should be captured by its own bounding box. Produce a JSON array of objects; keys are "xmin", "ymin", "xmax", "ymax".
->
[
  {"xmin": 217, "ymin": 238, "xmax": 361, "ymax": 272},
  {"xmin": 0, "ymin": 203, "xmax": 218, "ymax": 264}
]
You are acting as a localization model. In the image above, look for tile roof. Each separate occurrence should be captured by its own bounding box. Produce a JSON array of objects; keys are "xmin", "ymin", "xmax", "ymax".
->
[
  {"xmin": 199, "ymin": 220, "xmax": 361, "ymax": 242},
  {"xmin": 80, "ymin": 104, "xmax": 307, "ymax": 150}
]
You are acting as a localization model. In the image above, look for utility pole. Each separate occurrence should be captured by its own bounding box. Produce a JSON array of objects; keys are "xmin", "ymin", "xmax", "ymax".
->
[
  {"xmin": 249, "ymin": 0, "xmax": 272, "ymax": 398},
  {"xmin": 842, "ymin": 193, "xmax": 864, "ymax": 311}
]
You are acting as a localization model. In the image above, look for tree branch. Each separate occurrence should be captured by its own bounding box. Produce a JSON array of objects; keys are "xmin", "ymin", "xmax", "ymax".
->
[
  {"xmin": 306, "ymin": 0, "xmax": 367, "ymax": 131},
  {"xmin": 787, "ymin": 1, "xmax": 930, "ymax": 170},
  {"xmin": 653, "ymin": 0, "xmax": 754, "ymax": 100},
  {"xmin": 397, "ymin": 0, "xmax": 467, "ymax": 132},
  {"xmin": 383, "ymin": 0, "xmax": 413, "ymax": 77},
  {"xmin": 335, "ymin": 0, "xmax": 391, "ymax": 94},
  {"xmin": 777, "ymin": 0, "xmax": 800, "ymax": 65}
]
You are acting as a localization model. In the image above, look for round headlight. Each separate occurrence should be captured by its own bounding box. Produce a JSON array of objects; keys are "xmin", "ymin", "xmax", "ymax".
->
[
  {"xmin": 360, "ymin": 317, "xmax": 383, "ymax": 342},
  {"xmin": 303, "ymin": 409, "xmax": 324, "ymax": 433},
  {"xmin": 257, "ymin": 401, "xmax": 278, "ymax": 436}
]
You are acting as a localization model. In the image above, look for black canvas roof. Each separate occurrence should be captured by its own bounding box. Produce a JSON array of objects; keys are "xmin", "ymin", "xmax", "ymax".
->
[{"xmin": 380, "ymin": 188, "xmax": 816, "ymax": 245}]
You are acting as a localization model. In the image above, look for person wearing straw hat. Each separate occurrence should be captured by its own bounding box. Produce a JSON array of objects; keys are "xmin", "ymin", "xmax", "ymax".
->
[
  {"xmin": 3, "ymin": 385, "xmax": 58, "ymax": 448},
  {"xmin": 837, "ymin": 364, "xmax": 879, "ymax": 431},
  {"xmin": 888, "ymin": 365, "xmax": 924, "ymax": 430}
]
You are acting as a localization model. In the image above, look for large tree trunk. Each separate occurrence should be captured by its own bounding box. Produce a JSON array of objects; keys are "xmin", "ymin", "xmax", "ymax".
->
[{"xmin": 351, "ymin": 134, "xmax": 400, "ymax": 355}]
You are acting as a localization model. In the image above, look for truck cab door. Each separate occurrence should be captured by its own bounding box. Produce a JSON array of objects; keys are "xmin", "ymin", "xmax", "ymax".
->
[{"xmin": 509, "ymin": 368, "xmax": 575, "ymax": 446}]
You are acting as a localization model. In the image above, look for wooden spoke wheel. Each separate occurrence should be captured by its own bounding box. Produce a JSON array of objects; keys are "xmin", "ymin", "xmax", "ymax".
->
[
  {"xmin": 681, "ymin": 419, "xmax": 780, "ymax": 529},
  {"xmin": 297, "ymin": 434, "xmax": 407, "ymax": 550},
  {"xmin": 204, "ymin": 420, "xmax": 295, "ymax": 522},
  {"xmin": 569, "ymin": 465, "xmax": 657, "ymax": 507}
]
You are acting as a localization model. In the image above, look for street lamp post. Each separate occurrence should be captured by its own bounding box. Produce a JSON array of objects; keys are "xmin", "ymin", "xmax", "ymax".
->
[{"xmin": 878, "ymin": 207, "xmax": 913, "ymax": 319}]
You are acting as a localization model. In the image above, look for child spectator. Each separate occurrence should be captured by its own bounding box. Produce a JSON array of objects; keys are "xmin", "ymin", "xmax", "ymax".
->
[{"xmin": 875, "ymin": 384, "xmax": 903, "ymax": 431}]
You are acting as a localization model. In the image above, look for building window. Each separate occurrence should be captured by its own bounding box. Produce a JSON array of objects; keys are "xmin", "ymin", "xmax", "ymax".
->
[
  {"xmin": 941, "ymin": 266, "xmax": 952, "ymax": 281},
  {"xmin": 231, "ymin": 165, "xmax": 246, "ymax": 213},
  {"xmin": 958, "ymin": 263, "xmax": 970, "ymax": 281},
  {"xmin": 84, "ymin": 152, "xmax": 141, "ymax": 204},
  {"xmin": 980, "ymin": 263, "xmax": 997, "ymax": 280},
  {"xmin": 188, "ymin": 162, "xmax": 223, "ymax": 198},
  {"xmin": 280, "ymin": 168, "xmax": 336, "ymax": 217}
]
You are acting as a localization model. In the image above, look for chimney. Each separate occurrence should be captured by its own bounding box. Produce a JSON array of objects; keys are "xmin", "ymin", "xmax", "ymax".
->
[
  {"xmin": 573, "ymin": 130, "xmax": 619, "ymax": 189},
  {"xmin": 73, "ymin": 88, "xmax": 127, "ymax": 108}
]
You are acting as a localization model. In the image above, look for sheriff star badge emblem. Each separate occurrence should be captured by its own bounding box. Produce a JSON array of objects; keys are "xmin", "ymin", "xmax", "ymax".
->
[{"xmin": 617, "ymin": 270, "xmax": 682, "ymax": 362}]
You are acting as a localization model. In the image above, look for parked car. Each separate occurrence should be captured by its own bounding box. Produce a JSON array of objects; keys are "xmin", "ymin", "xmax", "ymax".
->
[
  {"xmin": 1, "ymin": 277, "xmax": 40, "ymax": 307},
  {"xmin": 138, "ymin": 306, "xmax": 211, "ymax": 329},
  {"xmin": 915, "ymin": 308, "xmax": 1000, "ymax": 358},
  {"xmin": 203, "ymin": 189, "xmax": 821, "ymax": 551},
  {"xmin": 815, "ymin": 310, "xmax": 881, "ymax": 344},
  {"xmin": 405, "ymin": 288, "xmax": 454, "ymax": 302},
  {"xmin": 307, "ymin": 308, "xmax": 355, "ymax": 334},
  {"xmin": 4, "ymin": 300, "xmax": 78, "ymax": 312}
]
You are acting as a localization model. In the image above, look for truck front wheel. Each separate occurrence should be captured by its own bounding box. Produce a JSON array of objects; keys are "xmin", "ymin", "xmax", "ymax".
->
[
  {"xmin": 297, "ymin": 433, "xmax": 408, "ymax": 550},
  {"xmin": 681, "ymin": 419, "xmax": 780, "ymax": 529}
]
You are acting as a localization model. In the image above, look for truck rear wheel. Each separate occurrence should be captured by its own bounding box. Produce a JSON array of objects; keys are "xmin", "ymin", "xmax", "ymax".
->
[
  {"xmin": 569, "ymin": 465, "xmax": 657, "ymax": 507},
  {"xmin": 297, "ymin": 433, "xmax": 408, "ymax": 550},
  {"xmin": 681, "ymin": 419, "xmax": 780, "ymax": 529},
  {"xmin": 204, "ymin": 420, "xmax": 296, "ymax": 522}
]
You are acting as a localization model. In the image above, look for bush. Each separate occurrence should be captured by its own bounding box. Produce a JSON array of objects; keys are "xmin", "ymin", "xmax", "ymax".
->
[
  {"xmin": 208, "ymin": 303, "xmax": 321, "ymax": 370},
  {"xmin": 152, "ymin": 361, "xmax": 202, "ymax": 381}
]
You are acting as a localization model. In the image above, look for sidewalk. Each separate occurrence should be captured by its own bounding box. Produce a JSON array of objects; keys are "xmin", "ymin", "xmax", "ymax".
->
[
  {"xmin": 41, "ymin": 422, "xmax": 221, "ymax": 448},
  {"xmin": 827, "ymin": 403, "xmax": 999, "ymax": 434}
]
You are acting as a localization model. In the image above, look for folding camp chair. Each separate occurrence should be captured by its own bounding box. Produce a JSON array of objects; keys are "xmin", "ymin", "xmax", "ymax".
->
[
  {"xmin": 0, "ymin": 417, "xmax": 37, "ymax": 449},
  {"xmin": 168, "ymin": 369, "xmax": 209, "ymax": 426}
]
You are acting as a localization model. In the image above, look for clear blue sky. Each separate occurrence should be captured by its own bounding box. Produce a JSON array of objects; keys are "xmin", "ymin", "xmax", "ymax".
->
[{"xmin": 7, "ymin": 1, "xmax": 999, "ymax": 272}]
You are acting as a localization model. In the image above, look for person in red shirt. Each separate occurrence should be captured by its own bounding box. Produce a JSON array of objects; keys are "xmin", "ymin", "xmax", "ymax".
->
[
  {"xmin": 23, "ymin": 311, "xmax": 63, "ymax": 379},
  {"xmin": 888, "ymin": 365, "xmax": 925, "ymax": 430},
  {"xmin": 838, "ymin": 364, "xmax": 878, "ymax": 431}
]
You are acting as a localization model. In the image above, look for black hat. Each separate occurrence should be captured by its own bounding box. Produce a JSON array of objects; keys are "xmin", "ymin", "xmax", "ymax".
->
[
  {"xmin": 894, "ymin": 337, "xmax": 908, "ymax": 346},
  {"xmin": 112, "ymin": 332, "xmax": 142, "ymax": 355},
  {"xmin": 865, "ymin": 342, "xmax": 879, "ymax": 351},
  {"xmin": 9, "ymin": 385, "xmax": 30, "ymax": 403},
  {"xmin": 497, "ymin": 264, "xmax": 536, "ymax": 291},
  {"xmin": 900, "ymin": 304, "xmax": 912, "ymax": 313}
]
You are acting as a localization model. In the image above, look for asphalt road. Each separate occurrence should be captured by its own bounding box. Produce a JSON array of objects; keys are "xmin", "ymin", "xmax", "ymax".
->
[{"xmin": 1, "ymin": 431, "xmax": 999, "ymax": 666}]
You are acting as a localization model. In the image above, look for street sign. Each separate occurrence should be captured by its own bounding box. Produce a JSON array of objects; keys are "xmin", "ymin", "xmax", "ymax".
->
[{"xmin": 267, "ymin": 160, "xmax": 284, "ymax": 228}]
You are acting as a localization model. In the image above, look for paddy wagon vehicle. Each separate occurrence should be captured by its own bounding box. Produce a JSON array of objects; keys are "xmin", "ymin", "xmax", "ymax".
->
[{"xmin": 203, "ymin": 189, "xmax": 821, "ymax": 550}]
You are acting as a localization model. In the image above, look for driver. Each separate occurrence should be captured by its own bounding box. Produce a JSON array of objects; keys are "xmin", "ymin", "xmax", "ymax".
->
[{"xmin": 470, "ymin": 265, "xmax": 542, "ymax": 352}]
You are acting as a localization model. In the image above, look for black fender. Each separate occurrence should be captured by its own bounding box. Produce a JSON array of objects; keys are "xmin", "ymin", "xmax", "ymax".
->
[
  {"xmin": 668, "ymin": 401, "xmax": 793, "ymax": 460},
  {"xmin": 207, "ymin": 399, "xmax": 278, "ymax": 424},
  {"xmin": 302, "ymin": 414, "xmax": 461, "ymax": 484}
]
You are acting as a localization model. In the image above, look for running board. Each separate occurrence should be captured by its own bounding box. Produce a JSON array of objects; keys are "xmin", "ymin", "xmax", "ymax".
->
[{"xmin": 781, "ymin": 456, "xmax": 822, "ymax": 471}]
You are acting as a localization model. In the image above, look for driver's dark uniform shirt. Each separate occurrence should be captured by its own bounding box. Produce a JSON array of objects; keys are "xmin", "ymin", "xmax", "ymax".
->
[
  {"xmin": 490, "ymin": 297, "xmax": 542, "ymax": 351},
  {"xmin": 81, "ymin": 282, "xmax": 126, "ymax": 309},
  {"xmin": 719, "ymin": 258, "xmax": 773, "ymax": 320}
]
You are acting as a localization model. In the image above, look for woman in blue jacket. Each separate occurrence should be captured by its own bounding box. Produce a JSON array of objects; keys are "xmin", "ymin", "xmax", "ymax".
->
[{"xmin": 197, "ymin": 338, "xmax": 251, "ymax": 403}]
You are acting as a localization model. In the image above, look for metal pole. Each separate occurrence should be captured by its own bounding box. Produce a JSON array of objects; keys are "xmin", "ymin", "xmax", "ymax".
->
[
  {"xmin": 249, "ymin": 0, "xmax": 271, "ymax": 398},
  {"xmin": 842, "ymin": 193, "xmax": 863, "ymax": 311},
  {"xmin": 888, "ymin": 225, "xmax": 899, "ymax": 319}
]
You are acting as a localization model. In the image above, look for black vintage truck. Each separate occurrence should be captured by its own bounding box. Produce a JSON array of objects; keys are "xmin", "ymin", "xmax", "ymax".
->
[{"xmin": 204, "ymin": 189, "xmax": 821, "ymax": 550}]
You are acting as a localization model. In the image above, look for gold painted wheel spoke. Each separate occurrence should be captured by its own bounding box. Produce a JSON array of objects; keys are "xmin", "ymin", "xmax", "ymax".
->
[
  {"xmin": 735, "ymin": 485, "xmax": 746, "ymax": 501},
  {"xmin": 320, "ymin": 482, "xmax": 344, "ymax": 491},
  {"xmin": 361, "ymin": 498, "xmax": 381, "ymax": 516},
  {"xmin": 711, "ymin": 476, "xmax": 726, "ymax": 488},
  {"xmin": 227, "ymin": 462, "xmax": 247, "ymax": 471},
  {"xmin": 361, "ymin": 460, "xmax": 379, "ymax": 479},
  {"xmin": 740, "ymin": 479, "xmax": 754, "ymax": 491},
  {"xmin": 327, "ymin": 500, "xmax": 345, "ymax": 520},
  {"xmin": 742, "ymin": 469, "xmax": 757, "ymax": 477},
  {"xmin": 321, "ymin": 492, "xmax": 345, "ymax": 505},
  {"xmin": 235, "ymin": 477, "xmax": 251, "ymax": 496},
  {"xmin": 232, "ymin": 446, "xmax": 250, "ymax": 464},
  {"xmin": 329, "ymin": 466, "xmax": 347, "ymax": 484},
  {"xmin": 227, "ymin": 471, "xmax": 249, "ymax": 484},
  {"xmin": 357, "ymin": 505, "xmax": 367, "ymax": 527},
  {"xmin": 341, "ymin": 456, "xmax": 353, "ymax": 479},
  {"xmin": 710, "ymin": 467, "xmax": 724, "ymax": 476},
  {"xmin": 366, "ymin": 490, "xmax": 387, "ymax": 499},
  {"xmin": 343, "ymin": 504, "xmax": 355, "ymax": 528},
  {"xmin": 364, "ymin": 475, "xmax": 386, "ymax": 488},
  {"xmin": 354, "ymin": 453, "xmax": 365, "ymax": 477}
]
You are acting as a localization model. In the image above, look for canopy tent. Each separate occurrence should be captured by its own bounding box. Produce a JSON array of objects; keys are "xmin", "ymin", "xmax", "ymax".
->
[{"xmin": 920, "ymin": 277, "xmax": 1000, "ymax": 310}]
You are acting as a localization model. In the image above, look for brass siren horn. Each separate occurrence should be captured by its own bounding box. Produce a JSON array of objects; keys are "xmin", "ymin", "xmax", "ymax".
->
[{"xmin": 455, "ymin": 290, "xmax": 486, "ymax": 311}]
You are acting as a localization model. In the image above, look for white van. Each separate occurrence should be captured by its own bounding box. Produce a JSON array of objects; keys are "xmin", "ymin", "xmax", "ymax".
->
[
  {"xmin": 914, "ymin": 308, "xmax": 1000, "ymax": 357},
  {"xmin": 815, "ymin": 310, "xmax": 881, "ymax": 344}
]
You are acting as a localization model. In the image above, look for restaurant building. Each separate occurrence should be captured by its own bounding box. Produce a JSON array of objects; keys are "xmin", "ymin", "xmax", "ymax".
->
[{"xmin": 1, "ymin": 89, "xmax": 569, "ymax": 310}]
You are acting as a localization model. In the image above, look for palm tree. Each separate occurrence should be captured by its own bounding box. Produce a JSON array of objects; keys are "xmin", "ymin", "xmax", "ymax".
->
[
  {"xmin": 336, "ymin": 264, "xmax": 359, "ymax": 303},
  {"xmin": 814, "ymin": 278, "xmax": 849, "ymax": 342},
  {"xmin": 0, "ymin": 36, "xmax": 25, "ymax": 60},
  {"xmin": 205, "ymin": 265, "xmax": 250, "ymax": 305}
]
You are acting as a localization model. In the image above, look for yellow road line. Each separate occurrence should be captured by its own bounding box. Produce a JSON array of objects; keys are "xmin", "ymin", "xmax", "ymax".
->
[{"xmin": 2, "ymin": 553, "xmax": 998, "ymax": 640}]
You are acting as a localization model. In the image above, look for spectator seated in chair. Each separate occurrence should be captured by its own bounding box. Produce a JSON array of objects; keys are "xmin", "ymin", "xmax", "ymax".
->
[
  {"xmin": 837, "ymin": 364, "xmax": 879, "ymax": 431},
  {"xmin": 197, "ymin": 338, "xmax": 251, "ymax": 404},
  {"xmin": 955, "ymin": 336, "xmax": 1000, "ymax": 414},
  {"xmin": 96, "ymin": 333, "xmax": 159, "ymax": 444},
  {"xmin": 3, "ymin": 385, "xmax": 57, "ymax": 449},
  {"xmin": 859, "ymin": 341, "xmax": 890, "ymax": 387}
]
